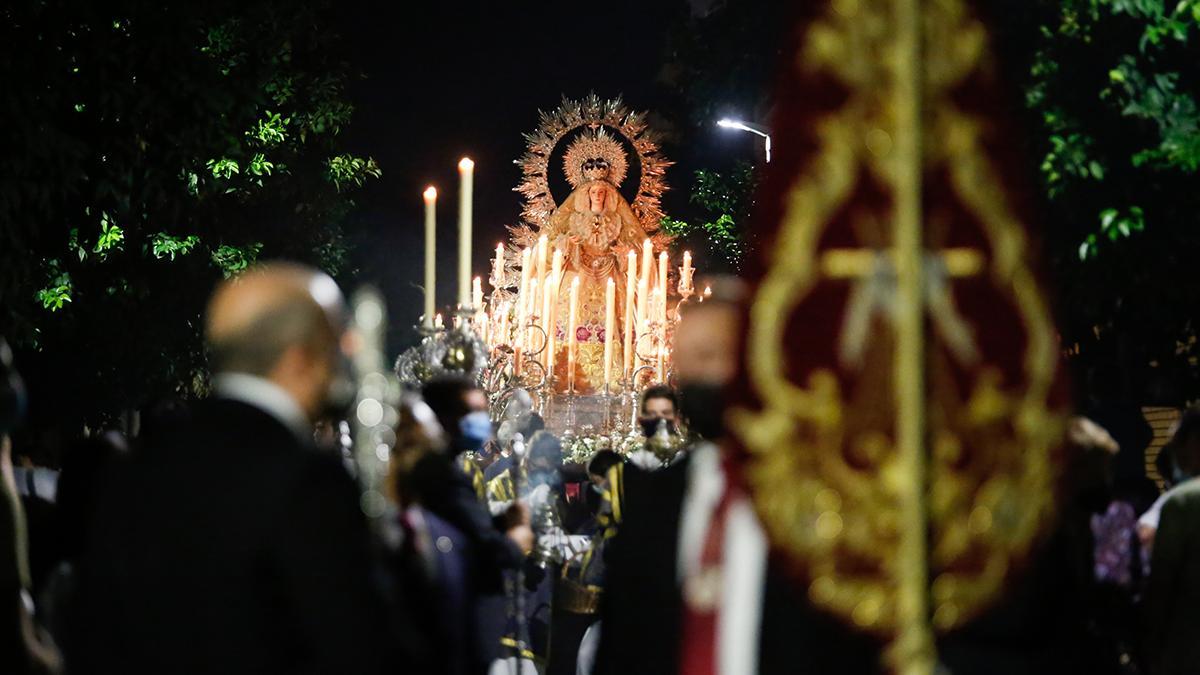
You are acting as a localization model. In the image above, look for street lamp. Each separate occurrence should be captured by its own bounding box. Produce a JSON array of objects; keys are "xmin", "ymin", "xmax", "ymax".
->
[{"xmin": 717, "ymin": 118, "xmax": 771, "ymax": 163}]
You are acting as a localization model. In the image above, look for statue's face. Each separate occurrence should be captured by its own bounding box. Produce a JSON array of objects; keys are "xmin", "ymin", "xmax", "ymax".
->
[{"xmin": 587, "ymin": 183, "xmax": 611, "ymax": 213}]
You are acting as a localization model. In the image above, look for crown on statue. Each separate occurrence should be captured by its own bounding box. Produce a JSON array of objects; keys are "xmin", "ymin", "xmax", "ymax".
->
[{"xmin": 563, "ymin": 127, "xmax": 628, "ymax": 190}]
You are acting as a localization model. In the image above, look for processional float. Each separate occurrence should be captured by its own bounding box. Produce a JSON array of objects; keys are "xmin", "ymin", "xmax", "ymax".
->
[{"xmin": 395, "ymin": 95, "xmax": 697, "ymax": 461}]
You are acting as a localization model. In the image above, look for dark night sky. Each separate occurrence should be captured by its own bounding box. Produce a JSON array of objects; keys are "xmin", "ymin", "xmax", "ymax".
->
[{"xmin": 331, "ymin": 1, "xmax": 766, "ymax": 353}]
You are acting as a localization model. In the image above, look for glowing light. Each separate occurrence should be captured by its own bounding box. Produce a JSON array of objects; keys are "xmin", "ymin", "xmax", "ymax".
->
[
  {"xmin": 716, "ymin": 118, "xmax": 772, "ymax": 162},
  {"xmin": 423, "ymin": 186, "xmax": 437, "ymax": 202},
  {"xmin": 356, "ymin": 398, "xmax": 384, "ymax": 427}
]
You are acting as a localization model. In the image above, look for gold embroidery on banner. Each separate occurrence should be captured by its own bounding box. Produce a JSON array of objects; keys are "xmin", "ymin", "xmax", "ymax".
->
[{"xmin": 731, "ymin": 0, "xmax": 1065, "ymax": 671}]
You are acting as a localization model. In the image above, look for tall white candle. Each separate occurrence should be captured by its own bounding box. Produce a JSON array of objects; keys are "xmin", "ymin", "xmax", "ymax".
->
[
  {"xmin": 567, "ymin": 277, "xmax": 580, "ymax": 391},
  {"xmin": 624, "ymin": 250, "xmax": 636, "ymax": 378},
  {"xmin": 517, "ymin": 248, "xmax": 531, "ymax": 347},
  {"xmin": 493, "ymin": 243, "xmax": 504, "ymax": 288},
  {"xmin": 658, "ymin": 251, "xmax": 669, "ymax": 326},
  {"xmin": 653, "ymin": 288, "xmax": 665, "ymax": 379},
  {"xmin": 423, "ymin": 186, "xmax": 437, "ymax": 328},
  {"xmin": 551, "ymin": 248, "xmax": 563, "ymax": 287},
  {"xmin": 472, "ymin": 276, "xmax": 483, "ymax": 309},
  {"xmin": 636, "ymin": 272, "xmax": 649, "ymax": 365},
  {"xmin": 543, "ymin": 273, "xmax": 557, "ymax": 373},
  {"xmin": 536, "ymin": 234, "xmax": 548, "ymax": 309},
  {"xmin": 457, "ymin": 157, "xmax": 475, "ymax": 307},
  {"xmin": 681, "ymin": 250, "xmax": 693, "ymax": 291},
  {"xmin": 527, "ymin": 277, "xmax": 539, "ymax": 332},
  {"xmin": 637, "ymin": 240, "xmax": 652, "ymax": 329},
  {"xmin": 605, "ymin": 278, "xmax": 615, "ymax": 391}
]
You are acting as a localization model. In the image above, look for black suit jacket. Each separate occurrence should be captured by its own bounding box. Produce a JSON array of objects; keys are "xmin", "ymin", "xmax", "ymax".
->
[
  {"xmin": 71, "ymin": 398, "xmax": 386, "ymax": 675},
  {"xmin": 594, "ymin": 455, "xmax": 883, "ymax": 675}
]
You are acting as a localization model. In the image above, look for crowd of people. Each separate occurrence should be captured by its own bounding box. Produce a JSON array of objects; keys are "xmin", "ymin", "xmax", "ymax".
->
[{"xmin": 2, "ymin": 261, "xmax": 1200, "ymax": 674}]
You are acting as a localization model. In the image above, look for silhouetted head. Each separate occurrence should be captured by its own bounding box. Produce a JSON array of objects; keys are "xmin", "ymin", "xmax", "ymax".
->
[{"xmin": 205, "ymin": 262, "xmax": 349, "ymax": 421}]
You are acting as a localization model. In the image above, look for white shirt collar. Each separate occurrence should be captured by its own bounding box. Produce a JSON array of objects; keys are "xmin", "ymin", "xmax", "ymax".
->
[{"xmin": 212, "ymin": 373, "xmax": 311, "ymax": 440}]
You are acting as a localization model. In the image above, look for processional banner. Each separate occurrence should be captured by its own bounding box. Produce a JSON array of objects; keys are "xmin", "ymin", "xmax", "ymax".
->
[{"xmin": 730, "ymin": 1, "xmax": 1072, "ymax": 672}]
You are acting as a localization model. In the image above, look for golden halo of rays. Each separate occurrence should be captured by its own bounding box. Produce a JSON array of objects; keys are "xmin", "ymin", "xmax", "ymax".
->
[{"xmin": 510, "ymin": 93, "xmax": 673, "ymax": 249}]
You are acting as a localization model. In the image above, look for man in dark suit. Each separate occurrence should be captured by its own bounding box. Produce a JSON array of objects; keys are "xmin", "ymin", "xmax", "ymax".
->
[
  {"xmin": 72, "ymin": 263, "xmax": 386, "ymax": 675},
  {"xmin": 1143, "ymin": 406, "xmax": 1200, "ymax": 675},
  {"xmin": 594, "ymin": 281, "xmax": 882, "ymax": 675}
]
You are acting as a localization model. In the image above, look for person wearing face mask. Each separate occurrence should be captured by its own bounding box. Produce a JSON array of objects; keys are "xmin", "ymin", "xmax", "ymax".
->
[
  {"xmin": 595, "ymin": 277, "xmax": 881, "ymax": 675},
  {"xmin": 412, "ymin": 375, "xmax": 534, "ymax": 675},
  {"xmin": 71, "ymin": 263, "xmax": 388, "ymax": 675},
  {"xmin": 637, "ymin": 385, "xmax": 680, "ymax": 438}
]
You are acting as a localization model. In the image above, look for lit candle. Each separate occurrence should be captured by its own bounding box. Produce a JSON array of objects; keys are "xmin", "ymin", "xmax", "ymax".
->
[
  {"xmin": 527, "ymin": 277, "xmax": 539, "ymax": 337},
  {"xmin": 434, "ymin": 312, "xmax": 444, "ymax": 330},
  {"xmin": 543, "ymin": 273, "xmax": 557, "ymax": 373},
  {"xmin": 536, "ymin": 234, "xmax": 548, "ymax": 308},
  {"xmin": 493, "ymin": 243, "xmax": 505, "ymax": 287},
  {"xmin": 567, "ymin": 277, "xmax": 580, "ymax": 391},
  {"xmin": 636, "ymin": 271, "xmax": 650, "ymax": 359},
  {"xmin": 681, "ymin": 251, "xmax": 693, "ymax": 291},
  {"xmin": 517, "ymin": 248, "xmax": 531, "ymax": 349},
  {"xmin": 605, "ymin": 278, "xmax": 615, "ymax": 391},
  {"xmin": 472, "ymin": 276, "xmax": 483, "ymax": 309},
  {"xmin": 637, "ymin": 240, "xmax": 652, "ymax": 331},
  {"xmin": 423, "ymin": 187, "xmax": 437, "ymax": 328},
  {"xmin": 523, "ymin": 277, "xmax": 538, "ymax": 372},
  {"xmin": 551, "ymin": 248, "xmax": 563, "ymax": 287},
  {"xmin": 457, "ymin": 157, "xmax": 475, "ymax": 307},
  {"xmin": 653, "ymin": 288, "xmax": 665, "ymax": 379},
  {"xmin": 498, "ymin": 302, "xmax": 509, "ymax": 346},
  {"xmin": 624, "ymin": 250, "xmax": 636, "ymax": 378},
  {"xmin": 658, "ymin": 251, "xmax": 669, "ymax": 326}
]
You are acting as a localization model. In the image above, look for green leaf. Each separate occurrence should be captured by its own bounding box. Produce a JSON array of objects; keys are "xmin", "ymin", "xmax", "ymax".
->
[
  {"xmin": 211, "ymin": 242, "xmax": 264, "ymax": 278},
  {"xmin": 36, "ymin": 260, "xmax": 73, "ymax": 311},
  {"xmin": 1100, "ymin": 207, "xmax": 1119, "ymax": 230},
  {"xmin": 206, "ymin": 157, "xmax": 240, "ymax": 180},
  {"xmin": 150, "ymin": 233, "xmax": 201, "ymax": 261}
]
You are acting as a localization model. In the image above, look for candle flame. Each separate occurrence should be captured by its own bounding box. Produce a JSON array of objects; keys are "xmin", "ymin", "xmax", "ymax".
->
[
  {"xmin": 458, "ymin": 157, "xmax": 475, "ymax": 171},
  {"xmin": 423, "ymin": 186, "xmax": 437, "ymax": 201}
]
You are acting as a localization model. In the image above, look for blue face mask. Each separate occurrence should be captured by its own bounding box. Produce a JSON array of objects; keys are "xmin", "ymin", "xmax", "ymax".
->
[{"xmin": 456, "ymin": 411, "xmax": 493, "ymax": 454}]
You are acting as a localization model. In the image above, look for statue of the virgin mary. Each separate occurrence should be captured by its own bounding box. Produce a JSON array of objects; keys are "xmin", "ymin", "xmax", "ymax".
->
[{"xmin": 543, "ymin": 128, "xmax": 653, "ymax": 393}]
